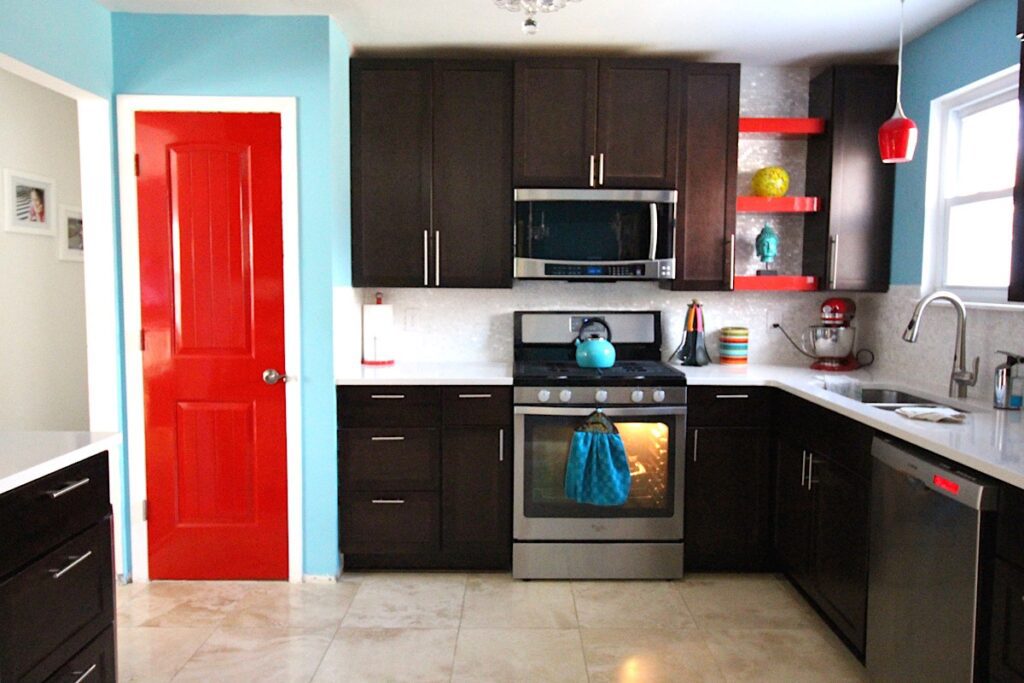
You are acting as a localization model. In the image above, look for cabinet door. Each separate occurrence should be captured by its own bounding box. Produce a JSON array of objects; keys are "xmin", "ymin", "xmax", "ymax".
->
[
  {"xmin": 774, "ymin": 438, "xmax": 813, "ymax": 583},
  {"xmin": 804, "ymin": 65, "xmax": 896, "ymax": 292},
  {"xmin": 442, "ymin": 426, "xmax": 511, "ymax": 569},
  {"xmin": 810, "ymin": 455, "xmax": 870, "ymax": 654},
  {"xmin": 433, "ymin": 61, "xmax": 513, "ymax": 288},
  {"xmin": 596, "ymin": 60, "xmax": 681, "ymax": 189},
  {"xmin": 514, "ymin": 59, "xmax": 598, "ymax": 187},
  {"xmin": 1010, "ymin": 36, "xmax": 1024, "ymax": 301},
  {"xmin": 685, "ymin": 427, "xmax": 772, "ymax": 571},
  {"xmin": 991, "ymin": 558, "xmax": 1024, "ymax": 681},
  {"xmin": 671, "ymin": 63, "xmax": 740, "ymax": 291},
  {"xmin": 351, "ymin": 60, "xmax": 433, "ymax": 287}
]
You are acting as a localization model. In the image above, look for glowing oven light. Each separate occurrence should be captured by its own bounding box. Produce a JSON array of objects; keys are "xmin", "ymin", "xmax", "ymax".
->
[{"xmin": 933, "ymin": 474, "xmax": 960, "ymax": 495}]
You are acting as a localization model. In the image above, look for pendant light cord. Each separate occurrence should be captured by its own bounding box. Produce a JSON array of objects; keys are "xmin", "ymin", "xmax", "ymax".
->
[{"xmin": 896, "ymin": 0, "xmax": 906, "ymax": 113}]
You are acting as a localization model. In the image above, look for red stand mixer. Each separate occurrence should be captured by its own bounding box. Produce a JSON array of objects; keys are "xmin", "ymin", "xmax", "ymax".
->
[{"xmin": 776, "ymin": 298, "xmax": 874, "ymax": 372}]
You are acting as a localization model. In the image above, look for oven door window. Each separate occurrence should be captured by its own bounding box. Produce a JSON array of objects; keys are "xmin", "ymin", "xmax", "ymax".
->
[
  {"xmin": 522, "ymin": 414, "xmax": 675, "ymax": 518},
  {"xmin": 515, "ymin": 201, "xmax": 673, "ymax": 262}
]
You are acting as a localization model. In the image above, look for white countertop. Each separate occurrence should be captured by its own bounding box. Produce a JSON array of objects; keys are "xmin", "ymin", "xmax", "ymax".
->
[
  {"xmin": 678, "ymin": 363, "xmax": 1024, "ymax": 490},
  {"xmin": 0, "ymin": 431, "xmax": 122, "ymax": 495},
  {"xmin": 336, "ymin": 361, "xmax": 513, "ymax": 385}
]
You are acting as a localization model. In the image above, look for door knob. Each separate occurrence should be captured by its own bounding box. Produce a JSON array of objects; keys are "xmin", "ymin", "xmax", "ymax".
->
[{"xmin": 263, "ymin": 368, "xmax": 288, "ymax": 385}]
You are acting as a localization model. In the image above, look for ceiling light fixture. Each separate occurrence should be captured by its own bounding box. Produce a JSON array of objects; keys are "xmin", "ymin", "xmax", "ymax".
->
[
  {"xmin": 494, "ymin": 0, "xmax": 583, "ymax": 35},
  {"xmin": 878, "ymin": 0, "xmax": 918, "ymax": 163}
]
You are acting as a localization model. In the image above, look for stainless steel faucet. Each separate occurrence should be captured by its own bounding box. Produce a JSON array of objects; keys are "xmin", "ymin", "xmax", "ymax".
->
[{"xmin": 902, "ymin": 290, "xmax": 979, "ymax": 399}]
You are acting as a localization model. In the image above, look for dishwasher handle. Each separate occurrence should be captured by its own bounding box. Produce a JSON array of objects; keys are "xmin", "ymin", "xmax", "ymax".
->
[{"xmin": 871, "ymin": 436, "xmax": 997, "ymax": 511}]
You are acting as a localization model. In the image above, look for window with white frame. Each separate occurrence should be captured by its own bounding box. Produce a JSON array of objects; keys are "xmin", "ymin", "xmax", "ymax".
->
[{"xmin": 926, "ymin": 66, "xmax": 1019, "ymax": 302}]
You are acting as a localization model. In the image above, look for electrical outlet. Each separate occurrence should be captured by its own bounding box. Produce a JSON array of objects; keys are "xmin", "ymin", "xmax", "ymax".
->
[{"xmin": 766, "ymin": 310, "xmax": 783, "ymax": 334}]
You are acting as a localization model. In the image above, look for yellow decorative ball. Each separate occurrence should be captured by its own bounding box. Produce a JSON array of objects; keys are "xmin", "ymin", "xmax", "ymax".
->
[{"xmin": 752, "ymin": 166, "xmax": 790, "ymax": 198}]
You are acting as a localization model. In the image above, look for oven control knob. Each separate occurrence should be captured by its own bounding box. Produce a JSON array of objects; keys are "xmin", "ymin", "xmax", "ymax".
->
[
  {"xmin": 631, "ymin": 390, "xmax": 645, "ymax": 403},
  {"xmin": 595, "ymin": 389, "xmax": 608, "ymax": 403},
  {"xmin": 652, "ymin": 389, "xmax": 666, "ymax": 403},
  {"xmin": 536, "ymin": 389, "xmax": 551, "ymax": 403},
  {"xmin": 559, "ymin": 389, "xmax": 573, "ymax": 403}
]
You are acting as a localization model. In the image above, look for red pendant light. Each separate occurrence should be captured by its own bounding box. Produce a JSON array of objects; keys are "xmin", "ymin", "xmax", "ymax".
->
[{"xmin": 879, "ymin": 0, "xmax": 918, "ymax": 163}]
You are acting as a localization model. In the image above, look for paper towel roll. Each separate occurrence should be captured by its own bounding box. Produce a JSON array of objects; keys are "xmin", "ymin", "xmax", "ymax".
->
[{"xmin": 362, "ymin": 304, "xmax": 395, "ymax": 365}]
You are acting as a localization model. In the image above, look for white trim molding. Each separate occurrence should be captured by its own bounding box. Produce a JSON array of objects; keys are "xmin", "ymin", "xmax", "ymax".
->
[{"xmin": 116, "ymin": 95, "xmax": 304, "ymax": 583}]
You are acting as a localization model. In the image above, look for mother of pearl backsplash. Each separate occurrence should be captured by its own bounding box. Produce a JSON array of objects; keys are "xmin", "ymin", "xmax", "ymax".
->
[{"xmin": 335, "ymin": 282, "xmax": 831, "ymax": 366}]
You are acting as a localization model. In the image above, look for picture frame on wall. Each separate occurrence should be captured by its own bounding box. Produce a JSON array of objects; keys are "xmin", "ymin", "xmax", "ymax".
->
[
  {"xmin": 3, "ymin": 168, "xmax": 56, "ymax": 236},
  {"xmin": 58, "ymin": 205, "xmax": 84, "ymax": 262}
]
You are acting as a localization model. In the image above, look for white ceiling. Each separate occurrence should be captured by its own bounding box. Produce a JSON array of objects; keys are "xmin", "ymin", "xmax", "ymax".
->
[{"xmin": 94, "ymin": 0, "xmax": 981, "ymax": 65}]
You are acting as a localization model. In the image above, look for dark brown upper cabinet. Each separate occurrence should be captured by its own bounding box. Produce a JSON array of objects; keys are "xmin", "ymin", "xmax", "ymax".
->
[
  {"xmin": 351, "ymin": 59, "xmax": 513, "ymax": 288},
  {"xmin": 1009, "ymin": 10, "xmax": 1024, "ymax": 301},
  {"xmin": 514, "ymin": 58, "xmax": 681, "ymax": 189},
  {"xmin": 804, "ymin": 65, "xmax": 897, "ymax": 292},
  {"xmin": 669, "ymin": 63, "xmax": 740, "ymax": 291}
]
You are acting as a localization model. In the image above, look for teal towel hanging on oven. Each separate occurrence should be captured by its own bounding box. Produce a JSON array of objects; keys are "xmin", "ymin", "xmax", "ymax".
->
[{"xmin": 564, "ymin": 410, "xmax": 631, "ymax": 506}]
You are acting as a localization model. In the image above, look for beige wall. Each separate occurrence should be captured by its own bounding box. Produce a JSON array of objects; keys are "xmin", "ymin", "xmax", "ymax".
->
[{"xmin": 0, "ymin": 68, "xmax": 88, "ymax": 430}]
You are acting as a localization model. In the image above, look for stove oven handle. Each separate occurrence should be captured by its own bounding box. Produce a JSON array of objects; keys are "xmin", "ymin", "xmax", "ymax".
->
[{"xmin": 514, "ymin": 406, "xmax": 687, "ymax": 417}]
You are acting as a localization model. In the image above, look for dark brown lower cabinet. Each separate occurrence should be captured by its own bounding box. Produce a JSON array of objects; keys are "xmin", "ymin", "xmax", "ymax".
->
[
  {"xmin": 442, "ymin": 427, "xmax": 512, "ymax": 569},
  {"xmin": 991, "ymin": 559, "xmax": 1024, "ymax": 681},
  {"xmin": 684, "ymin": 427, "xmax": 772, "ymax": 570},
  {"xmin": 774, "ymin": 395, "xmax": 871, "ymax": 657},
  {"xmin": 339, "ymin": 385, "xmax": 511, "ymax": 570}
]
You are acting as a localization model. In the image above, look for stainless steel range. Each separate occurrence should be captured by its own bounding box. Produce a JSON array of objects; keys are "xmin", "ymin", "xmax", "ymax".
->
[{"xmin": 512, "ymin": 311, "xmax": 687, "ymax": 579}]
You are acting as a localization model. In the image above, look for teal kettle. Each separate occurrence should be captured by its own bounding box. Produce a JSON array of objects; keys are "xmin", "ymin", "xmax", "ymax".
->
[{"xmin": 575, "ymin": 318, "xmax": 616, "ymax": 369}]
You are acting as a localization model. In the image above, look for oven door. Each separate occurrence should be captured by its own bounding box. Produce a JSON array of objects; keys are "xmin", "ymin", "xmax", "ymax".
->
[{"xmin": 513, "ymin": 405, "xmax": 686, "ymax": 541}]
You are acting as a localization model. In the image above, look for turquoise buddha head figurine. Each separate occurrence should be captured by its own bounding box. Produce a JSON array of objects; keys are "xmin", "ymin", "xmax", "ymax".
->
[{"xmin": 755, "ymin": 223, "xmax": 779, "ymax": 266}]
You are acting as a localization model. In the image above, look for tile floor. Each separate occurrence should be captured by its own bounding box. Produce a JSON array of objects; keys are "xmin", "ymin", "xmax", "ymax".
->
[{"xmin": 115, "ymin": 572, "xmax": 867, "ymax": 682}]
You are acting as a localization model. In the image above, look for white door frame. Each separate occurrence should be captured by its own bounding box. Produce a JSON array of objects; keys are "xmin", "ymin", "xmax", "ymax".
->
[
  {"xmin": 116, "ymin": 95, "xmax": 304, "ymax": 583},
  {"xmin": 0, "ymin": 53, "xmax": 124, "ymax": 575}
]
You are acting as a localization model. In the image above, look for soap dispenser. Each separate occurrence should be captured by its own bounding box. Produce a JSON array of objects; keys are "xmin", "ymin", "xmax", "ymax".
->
[{"xmin": 994, "ymin": 351, "xmax": 1024, "ymax": 410}]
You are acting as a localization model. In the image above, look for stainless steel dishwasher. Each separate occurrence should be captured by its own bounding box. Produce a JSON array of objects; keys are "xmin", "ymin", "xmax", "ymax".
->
[{"xmin": 866, "ymin": 436, "xmax": 998, "ymax": 682}]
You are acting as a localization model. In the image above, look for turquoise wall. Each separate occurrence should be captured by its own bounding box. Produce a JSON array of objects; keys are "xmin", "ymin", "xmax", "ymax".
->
[
  {"xmin": 113, "ymin": 13, "xmax": 342, "ymax": 576},
  {"xmin": 330, "ymin": 20, "xmax": 353, "ymax": 287},
  {"xmin": 891, "ymin": 0, "xmax": 1018, "ymax": 284},
  {"xmin": 0, "ymin": 0, "xmax": 112, "ymax": 96}
]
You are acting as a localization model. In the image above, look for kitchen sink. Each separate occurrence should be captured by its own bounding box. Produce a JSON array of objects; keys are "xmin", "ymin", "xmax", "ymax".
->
[{"xmin": 856, "ymin": 387, "xmax": 968, "ymax": 413}]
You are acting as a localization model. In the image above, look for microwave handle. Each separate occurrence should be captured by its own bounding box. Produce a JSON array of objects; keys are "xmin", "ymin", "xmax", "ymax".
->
[{"xmin": 648, "ymin": 203, "xmax": 658, "ymax": 261}]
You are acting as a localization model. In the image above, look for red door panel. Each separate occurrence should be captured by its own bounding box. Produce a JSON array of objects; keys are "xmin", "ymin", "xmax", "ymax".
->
[{"xmin": 136, "ymin": 111, "xmax": 287, "ymax": 579}]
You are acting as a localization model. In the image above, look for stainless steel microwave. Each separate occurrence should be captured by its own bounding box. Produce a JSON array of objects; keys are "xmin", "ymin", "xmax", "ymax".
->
[{"xmin": 513, "ymin": 189, "xmax": 677, "ymax": 280}]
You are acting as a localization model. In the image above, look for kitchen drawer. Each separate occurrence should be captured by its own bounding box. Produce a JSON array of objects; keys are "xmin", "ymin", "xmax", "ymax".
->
[
  {"xmin": 0, "ymin": 454, "xmax": 110, "ymax": 578},
  {"xmin": 338, "ymin": 386, "xmax": 441, "ymax": 428},
  {"xmin": 0, "ymin": 521, "xmax": 114, "ymax": 682},
  {"xmin": 340, "ymin": 491, "xmax": 440, "ymax": 555},
  {"xmin": 442, "ymin": 387, "xmax": 511, "ymax": 426},
  {"xmin": 990, "ymin": 558, "xmax": 1024, "ymax": 682},
  {"xmin": 43, "ymin": 625, "xmax": 115, "ymax": 683},
  {"xmin": 339, "ymin": 428, "xmax": 440, "ymax": 491},
  {"xmin": 687, "ymin": 387, "xmax": 772, "ymax": 428}
]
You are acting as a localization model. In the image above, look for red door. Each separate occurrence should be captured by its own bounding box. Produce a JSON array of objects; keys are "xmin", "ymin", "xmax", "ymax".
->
[{"xmin": 136, "ymin": 112, "xmax": 288, "ymax": 579}]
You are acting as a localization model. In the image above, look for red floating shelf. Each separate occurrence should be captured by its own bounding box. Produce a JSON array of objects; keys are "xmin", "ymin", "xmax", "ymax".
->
[
  {"xmin": 739, "ymin": 117, "xmax": 826, "ymax": 135},
  {"xmin": 734, "ymin": 275, "xmax": 819, "ymax": 292},
  {"xmin": 736, "ymin": 196, "xmax": 820, "ymax": 213}
]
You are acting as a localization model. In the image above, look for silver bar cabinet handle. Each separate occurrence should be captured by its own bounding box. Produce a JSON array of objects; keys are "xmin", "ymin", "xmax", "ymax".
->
[
  {"xmin": 71, "ymin": 664, "xmax": 98, "ymax": 683},
  {"xmin": 371, "ymin": 499, "xmax": 405, "ymax": 505},
  {"xmin": 434, "ymin": 230, "xmax": 441, "ymax": 287},
  {"xmin": 423, "ymin": 230, "xmax": 429, "ymax": 286},
  {"xmin": 800, "ymin": 450, "xmax": 807, "ymax": 487},
  {"xmin": 371, "ymin": 436, "xmax": 405, "ymax": 442},
  {"xmin": 828, "ymin": 234, "xmax": 840, "ymax": 289},
  {"xmin": 598, "ymin": 153, "xmax": 605, "ymax": 186},
  {"xmin": 458, "ymin": 393, "xmax": 493, "ymax": 399},
  {"xmin": 47, "ymin": 478, "xmax": 90, "ymax": 499},
  {"xmin": 806, "ymin": 455, "xmax": 815, "ymax": 491},
  {"xmin": 589, "ymin": 154, "xmax": 596, "ymax": 187},
  {"xmin": 499, "ymin": 428, "xmax": 505, "ymax": 462},
  {"xmin": 693, "ymin": 429, "xmax": 699, "ymax": 463},
  {"xmin": 728, "ymin": 235, "xmax": 736, "ymax": 290},
  {"xmin": 50, "ymin": 551, "xmax": 93, "ymax": 580},
  {"xmin": 715, "ymin": 394, "xmax": 749, "ymax": 400},
  {"xmin": 370, "ymin": 394, "xmax": 405, "ymax": 400}
]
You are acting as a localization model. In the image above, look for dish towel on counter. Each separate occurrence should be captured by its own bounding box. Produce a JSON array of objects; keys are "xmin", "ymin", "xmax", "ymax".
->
[
  {"xmin": 894, "ymin": 406, "xmax": 967, "ymax": 423},
  {"xmin": 564, "ymin": 411, "xmax": 631, "ymax": 506}
]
